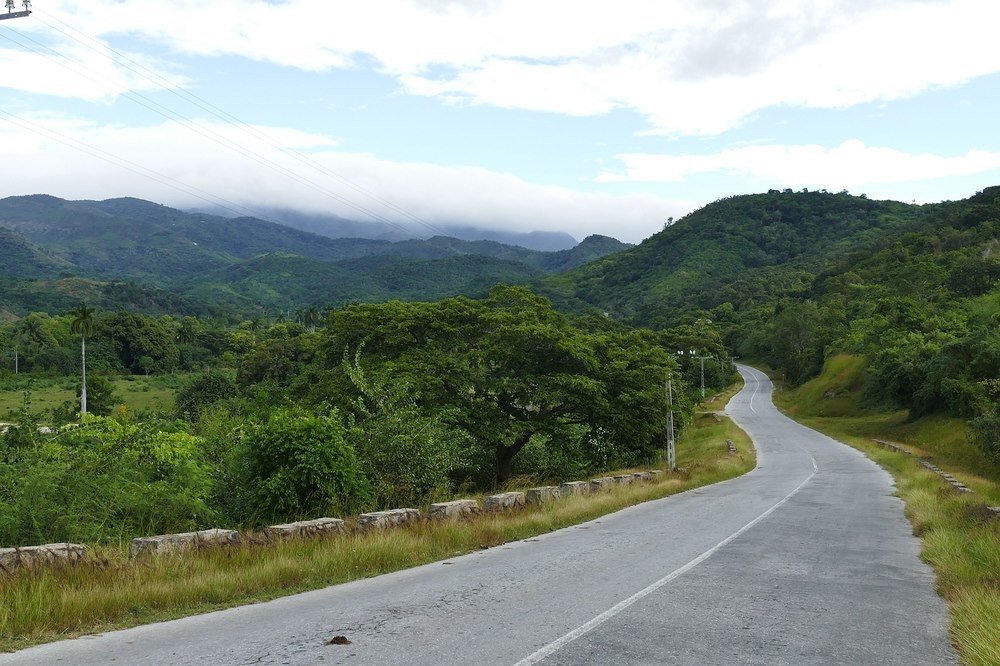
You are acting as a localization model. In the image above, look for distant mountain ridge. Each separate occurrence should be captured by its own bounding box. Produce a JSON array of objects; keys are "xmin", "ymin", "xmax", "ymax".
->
[
  {"xmin": 190, "ymin": 205, "xmax": 579, "ymax": 252},
  {"xmin": 0, "ymin": 195, "xmax": 630, "ymax": 317}
]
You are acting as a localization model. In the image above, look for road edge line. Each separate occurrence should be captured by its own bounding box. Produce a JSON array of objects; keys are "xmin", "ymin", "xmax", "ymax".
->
[{"xmin": 512, "ymin": 468, "xmax": 817, "ymax": 666}]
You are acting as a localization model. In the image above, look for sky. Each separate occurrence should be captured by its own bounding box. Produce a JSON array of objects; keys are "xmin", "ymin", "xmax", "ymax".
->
[{"xmin": 2, "ymin": 0, "xmax": 1000, "ymax": 243}]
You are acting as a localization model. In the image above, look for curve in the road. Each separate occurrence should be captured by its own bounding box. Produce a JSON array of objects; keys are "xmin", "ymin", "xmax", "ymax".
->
[{"xmin": 0, "ymin": 366, "xmax": 955, "ymax": 665}]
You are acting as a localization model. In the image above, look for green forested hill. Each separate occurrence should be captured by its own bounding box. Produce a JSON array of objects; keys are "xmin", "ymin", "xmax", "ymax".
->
[
  {"xmin": 0, "ymin": 227, "xmax": 75, "ymax": 278},
  {"xmin": 0, "ymin": 195, "xmax": 628, "ymax": 317},
  {"xmin": 539, "ymin": 190, "xmax": 928, "ymax": 327},
  {"xmin": 550, "ymin": 186, "xmax": 1000, "ymax": 444},
  {"xmin": 181, "ymin": 252, "xmax": 543, "ymax": 311}
]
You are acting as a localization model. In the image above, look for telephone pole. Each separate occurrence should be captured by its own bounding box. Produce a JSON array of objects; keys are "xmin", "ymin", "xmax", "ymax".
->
[
  {"xmin": 1, "ymin": 0, "xmax": 31, "ymax": 20},
  {"xmin": 695, "ymin": 354, "xmax": 713, "ymax": 398},
  {"xmin": 665, "ymin": 376, "xmax": 676, "ymax": 471}
]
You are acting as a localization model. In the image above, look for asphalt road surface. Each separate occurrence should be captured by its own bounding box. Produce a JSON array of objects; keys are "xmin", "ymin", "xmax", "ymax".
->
[{"xmin": 1, "ymin": 365, "xmax": 955, "ymax": 665}]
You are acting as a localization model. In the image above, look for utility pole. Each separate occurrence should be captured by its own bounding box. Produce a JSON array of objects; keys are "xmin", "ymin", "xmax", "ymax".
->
[
  {"xmin": 1, "ymin": 0, "xmax": 31, "ymax": 20},
  {"xmin": 695, "ymin": 354, "xmax": 713, "ymax": 398},
  {"xmin": 665, "ymin": 376, "xmax": 676, "ymax": 471}
]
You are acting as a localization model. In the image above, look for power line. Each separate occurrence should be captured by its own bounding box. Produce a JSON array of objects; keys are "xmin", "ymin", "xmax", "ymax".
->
[
  {"xmin": 38, "ymin": 9, "xmax": 449, "ymax": 235},
  {"xmin": 9, "ymin": 8, "xmax": 452, "ymax": 238},
  {"xmin": 1, "ymin": 24, "xmax": 423, "ymax": 237},
  {"xmin": 0, "ymin": 108, "xmax": 289, "ymax": 220}
]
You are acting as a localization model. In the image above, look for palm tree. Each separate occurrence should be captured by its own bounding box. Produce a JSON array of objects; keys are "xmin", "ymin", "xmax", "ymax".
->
[
  {"xmin": 301, "ymin": 307, "xmax": 320, "ymax": 334},
  {"xmin": 69, "ymin": 303, "xmax": 96, "ymax": 419}
]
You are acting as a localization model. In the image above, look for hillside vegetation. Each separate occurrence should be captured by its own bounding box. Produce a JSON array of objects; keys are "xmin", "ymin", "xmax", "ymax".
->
[
  {"xmin": 0, "ymin": 195, "xmax": 630, "ymax": 317},
  {"xmin": 547, "ymin": 186, "xmax": 1000, "ymax": 473}
]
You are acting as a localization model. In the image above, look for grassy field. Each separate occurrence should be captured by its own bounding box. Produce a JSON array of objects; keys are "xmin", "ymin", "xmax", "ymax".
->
[
  {"xmin": 0, "ymin": 374, "xmax": 182, "ymax": 422},
  {"xmin": 0, "ymin": 388, "xmax": 755, "ymax": 652},
  {"xmin": 774, "ymin": 355, "xmax": 1000, "ymax": 666}
]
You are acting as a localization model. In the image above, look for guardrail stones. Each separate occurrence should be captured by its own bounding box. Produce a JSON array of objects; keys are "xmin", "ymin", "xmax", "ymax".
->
[
  {"xmin": 429, "ymin": 500, "xmax": 479, "ymax": 520},
  {"xmin": 526, "ymin": 486, "xmax": 561, "ymax": 505},
  {"xmin": 7, "ymin": 468, "xmax": 669, "ymax": 572},
  {"xmin": 0, "ymin": 543, "xmax": 87, "ymax": 574},
  {"xmin": 483, "ymin": 492, "xmax": 527, "ymax": 512},
  {"xmin": 872, "ymin": 438, "xmax": 912, "ymax": 455},
  {"xmin": 590, "ymin": 477, "xmax": 614, "ymax": 491},
  {"xmin": 559, "ymin": 481, "xmax": 590, "ymax": 496},
  {"xmin": 357, "ymin": 509, "xmax": 421, "ymax": 530},
  {"xmin": 264, "ymin": 518, "xmax": 345, "ymax": 540},
  {"xmin": 919, "ymin": 460, "xmax": 973, "ymax": 493},
  {"xmin": 130, "ymin": 529, "xmax": 240, "ymax": 558}
]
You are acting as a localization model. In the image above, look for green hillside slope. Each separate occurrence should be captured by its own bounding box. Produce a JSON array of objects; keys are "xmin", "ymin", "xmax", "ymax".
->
[
  {"xmin": 541, "ymin": 189, "xmax": 927, "ymax": 326},
  {"xmin": 0, "ymin": 195, "xmax": 629, "ymax": 317}
]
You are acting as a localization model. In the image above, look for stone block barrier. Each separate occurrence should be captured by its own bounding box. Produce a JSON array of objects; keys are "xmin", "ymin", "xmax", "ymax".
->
[
  {"xmin": 526, "ymin": 486, "xmax": 560, "ymax": 505},
  {"xmin": 357, "ymin": 508, "xmax": 421, "ymax": 530},
  {"xmin": 590, "ymin": 477, "xmax": 614, "ymax": 491},
  {"xmin": 6, "ymin": 468, "xmax": 668, "ymax": 572},
  {"xmin": 919, "ymin": 460, "xmax": 972, "ymax": 493},
  {"xmin": 0, "ymin": 543, "xmax": 87, "ymax": 575},
  {"xmin": 429, "ymin": 500, "xmax": 479, "ymax": 520},
  {"xmin": 265, "ymin": 518, "xmax": 345, "ymax": 540},
  {"xmin": 872, "ymin": 438, "xmax": 912, "ymax": 455},
  {"xmin": 726, "ymin": 439, "xmax": 736, "ymax": 455},
  {"xmin": 559, "ymin": 481, "xmax": 590, "ymax": 496},
  {"xmin": 483, "ymin": 492, "xmax": 526, "ymax": 512},
  {"xmin": 130, "ymin": 529, "xmax": 240, "ymax": 558}
]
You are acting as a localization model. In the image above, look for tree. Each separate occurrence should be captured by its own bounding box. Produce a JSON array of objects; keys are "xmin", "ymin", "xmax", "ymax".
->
[
  {"xmin": 69, "ymin": 303, "xmax": 95, "ymax": 419},
  {"xmin": 298, "ymin": 307, "xmax": 321, "ymax": 334},
  {"xmin": 241, "ymin": 408, "xmax": 370, "ymax": 523},
  {"xmin": 303, "ymin": 286, "xmax": 685, "ymax": 484}
]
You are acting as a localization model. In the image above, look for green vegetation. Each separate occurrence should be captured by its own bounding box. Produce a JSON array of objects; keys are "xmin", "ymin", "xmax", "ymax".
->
[
  {"xmin": 0, "ymin": 195, "xmax": 630, "ymax": 318},
  {"xmin": 775, "ymin": 357, "xmax": 1000, "ymax": 665},
  {"xmin": 547, "ymin": 186, "xmax": 1000, "ymax": 468},
  {"xmin": 5, "ymin": 183, "xmax": 1000, "ymax": 659},
  {"xmin": 0, "ymin": 407, "xmax": 753, "ymax": 652},
  {"xmin": 1, "ymin": 287, "xmax": 735, "ymax": 548}
]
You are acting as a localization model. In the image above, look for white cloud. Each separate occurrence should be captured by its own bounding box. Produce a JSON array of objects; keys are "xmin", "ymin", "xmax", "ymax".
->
[
  {"xmin": 22, "ymin": 0, "xmax": 1000, "ymax": 135},
  {"xmin": 0, "ymin": 40, "xmax": 188, "ymax": 101},
  {"xmin": 598, "ymin": 140, "xmax": 1000, "ymax": 190},
  {"xmin": 0, "ymin": 116, "xmax": 682, "ymax": 242}
]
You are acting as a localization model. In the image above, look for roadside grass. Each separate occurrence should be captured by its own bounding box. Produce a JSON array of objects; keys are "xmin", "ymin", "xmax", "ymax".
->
[
  {"xmin": 773, "ymin": 356, "xmax": 1000, "ymax": 666},
  {"xmin": 0, "ymin": 399, "xmax": 754, "ymax": 653},
  {"xmin": 0, "ymin": 375, "xmax": 182, "ymax": 422}
]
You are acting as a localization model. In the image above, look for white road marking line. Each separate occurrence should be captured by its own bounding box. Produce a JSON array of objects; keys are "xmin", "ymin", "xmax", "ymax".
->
[
  {"xmin": 512, "ymin": 469, "xmax": 817, "ymax": 666},
  {"xmin": 748, "ymin": 371, "xmax": 759, "ymax": 413}
]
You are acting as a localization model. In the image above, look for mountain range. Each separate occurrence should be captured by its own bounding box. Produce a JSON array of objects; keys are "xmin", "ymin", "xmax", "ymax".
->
[{"xmin": 0, "ymin": 195, "xmax": 629, "ymax": 318}]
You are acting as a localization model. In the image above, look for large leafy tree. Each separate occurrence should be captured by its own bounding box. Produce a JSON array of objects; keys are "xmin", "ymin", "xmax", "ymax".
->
[
  {"xmin": 300, "ymin": 286, "xmax": 684, "ymax": 484},
  {"xmin": 69, "ymin": 302, "xmax": 96, "ymax": 418}
]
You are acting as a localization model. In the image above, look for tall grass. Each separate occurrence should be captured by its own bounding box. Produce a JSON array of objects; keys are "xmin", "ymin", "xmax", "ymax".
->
[
  {"xmin": 0, "ymin": 405, "xmax": 754, "ymax": 652},
  {"xmin": 775, "ymin": 358, "xmax": 1000, "ymax": 665}
]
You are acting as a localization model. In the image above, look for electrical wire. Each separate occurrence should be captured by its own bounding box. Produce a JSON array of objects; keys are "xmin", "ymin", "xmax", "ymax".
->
[
  {"xmin": 0, "ymin": 24, "xmax": 422, "ymax": 236},
  {"xmin": 0, "ymin": 108, "xmax": 292, "ymax": 220},
  {"xmin": 4, "ymin": 7, "xmax": 453, "ymax": 239},
  {"xmin": 33, "ymin": 8, "xmax": 450, "ymax": 237}
]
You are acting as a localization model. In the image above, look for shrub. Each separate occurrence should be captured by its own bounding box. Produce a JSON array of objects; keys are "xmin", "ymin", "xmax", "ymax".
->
[
  {"xmin": 242, "ymin": 408, "xmax": 370, "ymax": 523},
  {"xmin": 175, "ymin": 372, "xmax": 239, "ymax": 415}
]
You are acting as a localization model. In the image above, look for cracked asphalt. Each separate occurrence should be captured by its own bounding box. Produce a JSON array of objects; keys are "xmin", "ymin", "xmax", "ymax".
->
[{"xmin": 0, "ymin": 366, "xmax": 955, "ymax": 665}]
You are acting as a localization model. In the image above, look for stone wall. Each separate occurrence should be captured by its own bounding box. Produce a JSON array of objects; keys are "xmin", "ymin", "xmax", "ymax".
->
[{"xmin": 4, "ymin": 468, "xmax": 672, "ymax": 572}]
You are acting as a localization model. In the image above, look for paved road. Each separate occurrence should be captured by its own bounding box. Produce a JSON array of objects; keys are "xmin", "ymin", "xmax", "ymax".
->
[{"xmin": 1, "ymin": 366, "xmax": 955, "ymax": 665}]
